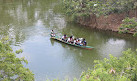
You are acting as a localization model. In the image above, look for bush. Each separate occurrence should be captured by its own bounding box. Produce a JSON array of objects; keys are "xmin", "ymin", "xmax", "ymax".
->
[
  {"xmin": 0, "ymin": 37, "xmax": 34, "ymax": 81},
  {"xmin": 119, "ymin": 17, "xmax": 137, "ymax": 36},
  {"xmin": 80, "ymin": 49, "xmax": 137, "ymax": 81}
]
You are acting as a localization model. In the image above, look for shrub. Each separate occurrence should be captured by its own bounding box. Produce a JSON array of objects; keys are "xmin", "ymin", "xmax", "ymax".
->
[
  {"xmin": 119, "ymin": 17, "xmax": 137, "ymax": 36},
  {"xmin": 0, "ymin": 37, "xmax": 34, "ymax": 81},
  {"xmin": 80, "ymin": 49, "xmax": 137, "ymax": 81}
]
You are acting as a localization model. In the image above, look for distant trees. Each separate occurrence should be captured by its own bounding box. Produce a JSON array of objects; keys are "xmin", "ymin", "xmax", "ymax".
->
[
  {"xmin": 63, "ymin": 0, "xmax": 137, "ymax": 36},
  {"xmin": 0, "ymin": 37, "xmax": 34, "ymax": 81},
  {"xmin": 63, "ymin": 0, "xmax": 137, "ymax": 21}
]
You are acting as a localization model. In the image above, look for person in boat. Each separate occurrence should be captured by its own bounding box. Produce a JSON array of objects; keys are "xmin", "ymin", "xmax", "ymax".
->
[
  {"xmin": 67, "ymin": 36, "xmax": 73, "ymax": 43},
  {"xmin": 74, "ymin": 38, "xmax": 81, "ymax": 46},
  {"xmin": 70, "ymin": 36, "xmax": 74, "ymax": 44},
  {"xmin": 62, "ymin": 34, "xmax": 67, "ymax": 41},
  {"xmin": 75, "ymin": 38, "xmax": 78, "ymax": 45},
  {"xmin": 51, "ymin": 30, "xmax": 56, "ymax": 37},
  {"xmin": 67, "ymin": 37, "xmax": 70, "ymax": 43},
  {"xmin": 74, "ymin": 38, "xmax": 78, "ymax": 45},
  {"xmin": 79, "ymin": 38, "xmax": 84, "ymax": 46},
  {"xmin": 73, "ymin": 38, "xmax": 77, "ymax": 44},
  {"xmin": 82, "ymin": 38, "xmax": 87, "ymax": 46}
]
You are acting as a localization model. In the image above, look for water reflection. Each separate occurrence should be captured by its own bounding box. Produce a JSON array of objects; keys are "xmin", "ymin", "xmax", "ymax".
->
[
  {"xmin": 50, "ymin": 38, "xmax": 55, "ymax": 46},
  {"xmin": 98, "ymin": 39, "xmax": 126, "ymax": 58}
]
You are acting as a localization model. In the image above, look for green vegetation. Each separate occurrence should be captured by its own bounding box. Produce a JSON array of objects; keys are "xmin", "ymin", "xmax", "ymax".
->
[
  {"xmin": 63, "ymin": 0, "xmax": 137, "ymax": 21},
  {"xmin": 0, "ymin": 37, "xmax": 34, "ymax": 81},
  {"xmin": 52, "ymin": 49, "xmax": 137, "ymax": 81},
  {"xmin": 80, "ymin": 49, "xmax": 137, "ymax": 81},
  {"xmin": 0, "ymin": 37, "xmax": 136, "ymax": 81},
  {"xmin": 119, "ymin": 17, "xmax": 137, "ymax": 36},
  {"xmin": 0, "ymin": 37, "xmax": 137, "ymax": 81}
]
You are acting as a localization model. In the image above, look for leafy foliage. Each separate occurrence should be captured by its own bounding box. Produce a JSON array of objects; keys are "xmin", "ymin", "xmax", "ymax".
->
[
  {"xmin": 50, "ymin": 49, "xmax": 137, "ymax": 81},
  {"xmin": 119, "ymin": 17, "xmax": 137, "ymax": 36},
  {"xmin": 0, "ymin": 37, "xmax": 34, "ymax": 81},
  {"xmin": 63, "ymin": 0, "xmax": 137, "ymax": 21},
  {"xmin": 81, "ymin": 49, "xmax": 137, "ymax": 81}
]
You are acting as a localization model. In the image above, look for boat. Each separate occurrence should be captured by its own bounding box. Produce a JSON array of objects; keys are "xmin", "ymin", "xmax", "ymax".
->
[{"xmin": 50, "ymin": 35, "xmax": 94, "ymax": 50}]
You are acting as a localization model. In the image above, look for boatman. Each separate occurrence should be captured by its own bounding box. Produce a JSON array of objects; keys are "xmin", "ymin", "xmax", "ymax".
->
[{"xmin": 51, "ymin": 30, "xmax": 56, "ymax": 37}]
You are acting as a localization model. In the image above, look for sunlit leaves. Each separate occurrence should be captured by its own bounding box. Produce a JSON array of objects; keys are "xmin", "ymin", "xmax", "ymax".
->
[
  {"xmin": 119, "ymin": 17, "xmax": 137, "ymax": 36},
  {"xmin": 16, "ymin": 49, "xmax": 23, "ymax": 54},
  {"xmin": 0, "ymin": 37, "xmax": 34, "ymax": 81},
  {"xmin": 81, "ymin": 49, "xmax": 137, "ymax": 81}
]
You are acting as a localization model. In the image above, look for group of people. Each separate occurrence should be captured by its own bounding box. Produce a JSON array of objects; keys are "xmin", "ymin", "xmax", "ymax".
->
[
  {"xmin": 61, "ymin": 34, "xmax": 87, "ymax": 46},
  {"xmin": 51, "ymin": 30, "xmax": 87, "ymax": 46}
]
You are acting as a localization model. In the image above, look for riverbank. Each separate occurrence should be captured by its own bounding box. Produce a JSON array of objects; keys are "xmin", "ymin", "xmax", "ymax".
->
[
  {"xmin": 77, "ymin": 9, "xmax": 137, "ymax": 33},
  {"xmin": 63, "ymin": 0, "xmax": 137, "ymax": 35}
]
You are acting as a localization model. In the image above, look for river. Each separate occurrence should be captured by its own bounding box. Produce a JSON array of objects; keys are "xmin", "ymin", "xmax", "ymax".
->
[{"xmin": 0, "ymin": 0, "xmax": 137, "ymax": 81}]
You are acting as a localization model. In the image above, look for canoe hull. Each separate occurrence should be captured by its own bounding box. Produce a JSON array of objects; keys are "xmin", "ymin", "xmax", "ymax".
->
[{"xmin": 50, "ymin": 37, "xmax": 94, "ymax": 50}]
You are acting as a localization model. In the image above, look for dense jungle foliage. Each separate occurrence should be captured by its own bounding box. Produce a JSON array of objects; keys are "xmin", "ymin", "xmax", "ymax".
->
[
  {"xmin": 63, "ymin": 0, "xmax": 137, "ymax": 20},
  {"xmin": 0, "ymin": 37, "xmax": 34, "ymax": 81}
]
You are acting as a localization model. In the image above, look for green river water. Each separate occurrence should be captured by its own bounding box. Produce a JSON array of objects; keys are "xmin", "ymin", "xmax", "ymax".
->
[{"xmin": 0, "ymin": 0, "xmax": 137, "ymax": 81}]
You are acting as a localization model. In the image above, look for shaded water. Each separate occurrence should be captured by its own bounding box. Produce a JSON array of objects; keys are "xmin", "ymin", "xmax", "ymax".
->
[{"xmin": 0, "ymin": 0, "xmax": 137, "ymax": 81}]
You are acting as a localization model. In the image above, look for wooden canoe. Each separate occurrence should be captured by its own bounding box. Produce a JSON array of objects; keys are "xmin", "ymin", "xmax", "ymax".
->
[{"xmin": 50, "ymin": 36, "xmax": 94, "ymax": 50}]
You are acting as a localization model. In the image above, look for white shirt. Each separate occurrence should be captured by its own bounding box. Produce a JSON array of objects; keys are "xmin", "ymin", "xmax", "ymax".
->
[
  {"xmin": 67, "ymin": 38, "xmax": 70, "ymax": 42},
  {"xmin": 62, "ymin": 36, "xmax": 64, "ymax": 39}
]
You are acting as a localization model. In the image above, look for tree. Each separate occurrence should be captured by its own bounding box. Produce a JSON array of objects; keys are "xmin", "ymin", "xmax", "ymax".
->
[
  {"xmin": 0, "ymin": 37, "xmax": 34, "ymax": 81},
  {"xmin": 81, "ymin": 49, "xmax": 137, "ymax": 81},
  {"xmin": 63, "ymin": 0, "xmax": 137, "ymax": 17}
]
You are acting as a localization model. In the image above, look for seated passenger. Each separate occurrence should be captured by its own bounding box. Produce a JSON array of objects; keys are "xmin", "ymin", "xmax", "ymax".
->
[
  {"xmin": 62, "ymin": 34, "xmax": 67, "ymax": 41},
  {"xmin": 73, "ymin": 38, "xmax": 77, "ymax": 44},
  {"xmin": 77, "ymin": 39, "xmax": 80, "ymax": 45},
  {"xmin": 67, "ymin": 36, "xmax": 73, "ymax": 43},
  {"xmin": 67, "ymin": 37, "xmax": 71, "ymax": 43},
  {"xmin": 76, "ymin": 38, "xmax": 83, "ymax": 46},
  {"xmin": 83, "ymin": 41, "xmax": 87, "ymax": 46},
  {"xmin": 79, "ymin": 40, "xmax": 83, "ymax": 46},
  {"xmin": 70, "ymin": 36, "xmax": 74, "ymax": 44},
  {"xmin": 75, "ymin": 38, "xmax": 79, "ymax": 45},
  {"xmin": 82, "ymin": 39, "xmax": 87, "ymax": 46}
]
